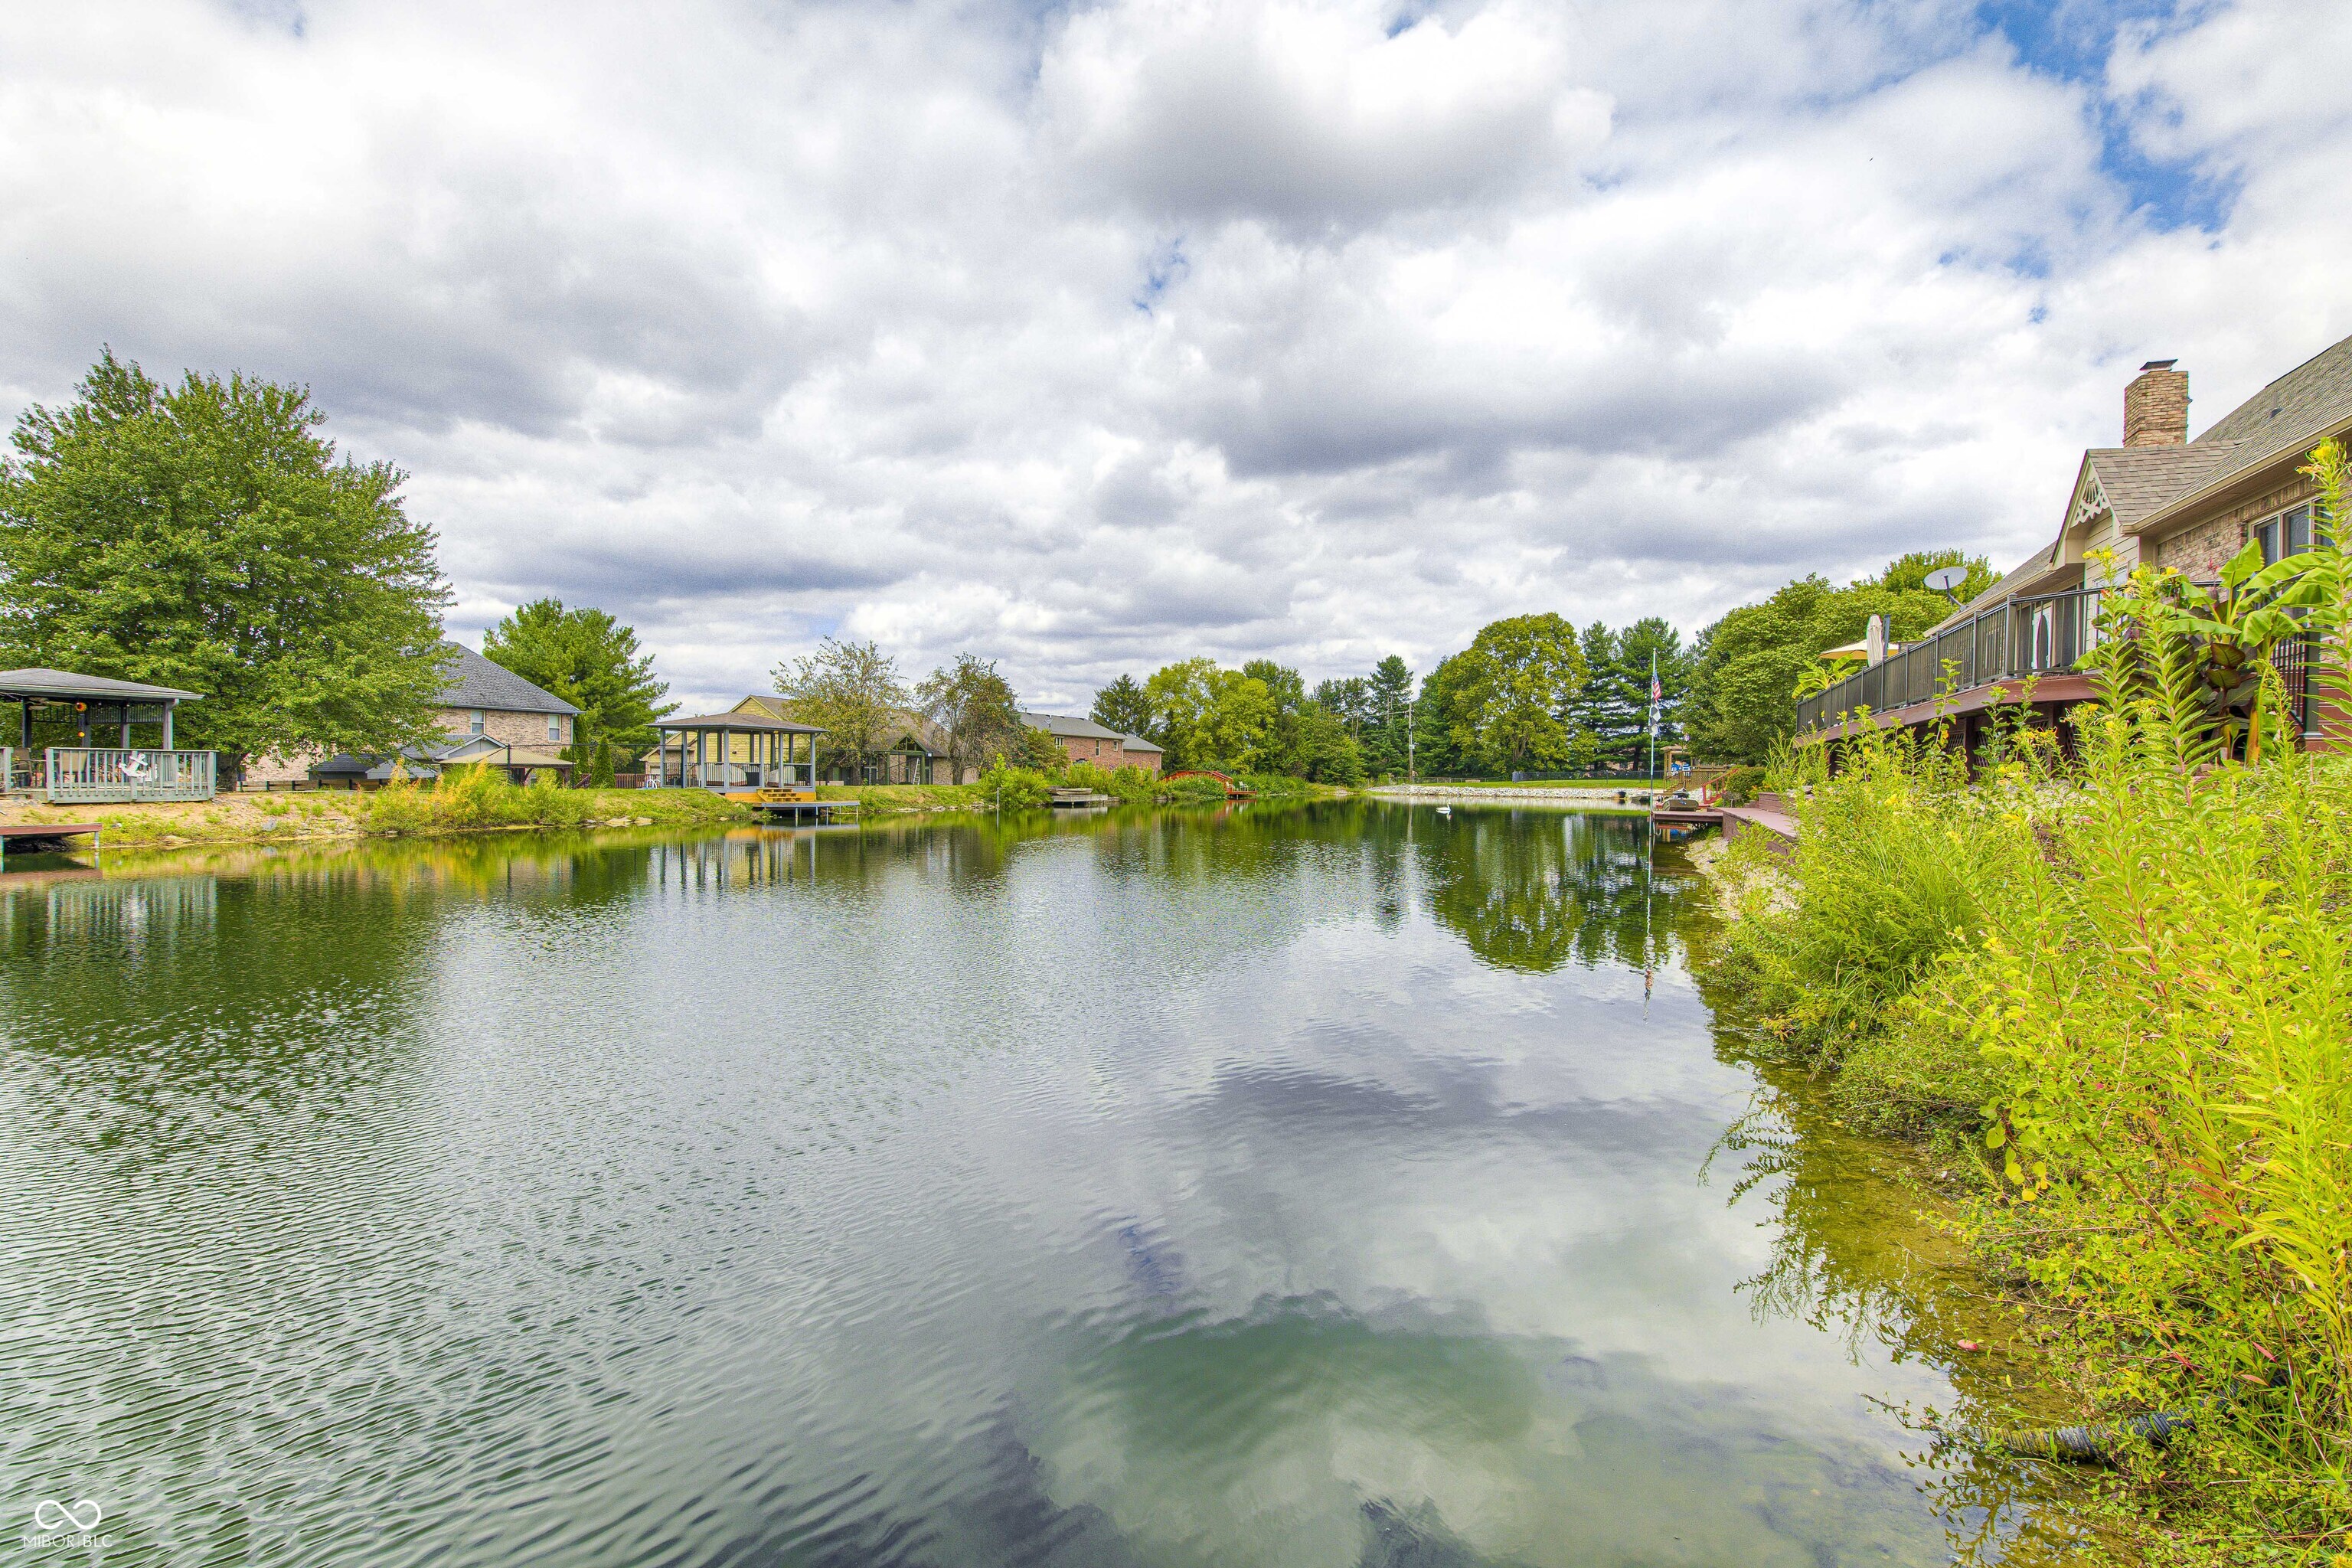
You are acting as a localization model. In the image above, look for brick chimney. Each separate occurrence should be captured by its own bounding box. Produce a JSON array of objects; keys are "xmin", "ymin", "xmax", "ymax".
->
[{"xmin": 2124, "ymin": 359, "xmax": 2188, "ymax": 447}]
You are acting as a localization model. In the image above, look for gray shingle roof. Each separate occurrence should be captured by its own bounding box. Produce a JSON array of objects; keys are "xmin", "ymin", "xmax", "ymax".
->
[
  {"xmin": 1022, "ymin": 710, "xmax": 1129, "ymax": 740},
  {"xmin": 2115, "ymin": 332, "xmax": 2352, "ymax": 529},
  {"xmin": 2198, "ymin": 332, "xmax": 2352, "ymax": 456},
  {"xmin": 1930, "ymin": 331, "xmax": 2352, "ymax": 635},
  {"xmin": 437, "ymin": 643, "xmax": 579, "ymax": 716},
  {"xmin": 2085, "ymin": 443, "xmax": 2247, "ymax": 531}
]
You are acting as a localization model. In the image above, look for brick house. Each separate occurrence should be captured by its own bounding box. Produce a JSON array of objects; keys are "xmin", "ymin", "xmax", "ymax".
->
[
  {"xmin": 1799, "ymin": 331, "xmax": 2352, "ymax": 754},
  {"xmin": 242, "ymin": 642, "xmax": 581, "ymax": 786},
  {"xmin": 1022, "ymin": 712, "xmax": 1165, "ymax": 775},
  {"xmin": 435, "ymin": 644, "xmax": 580, "ymax": 748}
]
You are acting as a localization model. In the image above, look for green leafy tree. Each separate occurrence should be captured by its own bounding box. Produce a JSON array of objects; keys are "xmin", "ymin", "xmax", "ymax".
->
[
  {"xmin": 1687, "ymin": 550, "xmax": 1994, "ymax": 762},
  {"xmin": 1240, "ymin": 658, "xmax": 1307, "ymax": 714},
  {"xmin": 482, "ymin": 598, "xmax": 674, "ymax": 782},
  {"xmin": 0, "ymin": 351, "xmax": 452, "ymax": 775},
  {"xmin": 1090, "ymin": 674, "xmax": 1155, "ymax": 740},
  {"xmin": 916, "ymin": 653, "xmax": 1027, "ymax": 781},
  {"xmin": 1284, "ymin": 702, "xmax": 1366, "ymax": 784},
  {"xmin": 1143, "ymin": 657, "xmax": 1274, "ymax": 772},
  {"xmin": 1015, "ymin": 723, "xmax": 1069, "ymax": 773},
  {"xmin": 1449, "ymin": 613, "xmax": 1587, "ymax": 774},
  {"xmin": 1242, "ymin": 658, "xmax": 1309, "ymax": 773},
  {"xmin": 775, "ymin": 638, "xmax": 906, "ymax": 779}
]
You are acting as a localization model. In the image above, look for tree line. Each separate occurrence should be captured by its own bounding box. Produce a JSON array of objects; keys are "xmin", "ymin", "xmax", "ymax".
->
[
  {"xmin": 1, "ymin": 351, "xmax": 1997, "ymax": 784},
  {"xmin": 1087, "ymin": 614, "xmax": 1698, "ymax": 782}
]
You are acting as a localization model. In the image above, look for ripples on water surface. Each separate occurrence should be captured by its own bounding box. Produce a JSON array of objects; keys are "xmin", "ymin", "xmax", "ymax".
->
[{"xmin": 2, "ymin": 805, "xmax": 1997, "ymax": 1565}]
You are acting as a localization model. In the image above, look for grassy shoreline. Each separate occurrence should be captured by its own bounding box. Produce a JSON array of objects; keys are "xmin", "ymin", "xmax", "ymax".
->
[
  {"xmin": 1690, "ymin": 697, "xmax": 2352, "ymax": 1563},
  {"xmin": 0, "ymin": 775, "xmax": 1367, "ymax": 854}
]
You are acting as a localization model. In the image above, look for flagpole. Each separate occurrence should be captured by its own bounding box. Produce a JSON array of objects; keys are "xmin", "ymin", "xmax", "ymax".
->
[{"xmin": 1645, "ymin": 649, "xmax": 1659, "ymax": 780}]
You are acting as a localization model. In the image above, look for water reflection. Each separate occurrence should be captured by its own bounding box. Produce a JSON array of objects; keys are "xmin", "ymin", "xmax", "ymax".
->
[
  {"xmin": 1416, "ymin": 808, "xmax": 1686, "ymax": 975},
  {"xmin": 0, "ymin": 806, "xmax": 2035, "ymax": 1566}
]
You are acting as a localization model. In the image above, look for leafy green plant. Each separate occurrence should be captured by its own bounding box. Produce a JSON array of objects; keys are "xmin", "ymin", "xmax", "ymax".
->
[
  {"xmin": 975, "ymin": 763, "xmax": 1054, "ymax": 809},
  {"xmin": 1702, "ymin": 508, "xmax": 2352, "ymax": 1555}
]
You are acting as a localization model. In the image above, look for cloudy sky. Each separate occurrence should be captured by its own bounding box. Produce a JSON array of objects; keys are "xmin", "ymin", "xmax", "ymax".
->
[{"xmin": 3, "ymin": 0, "xmax": 2347, "ymax": 710}]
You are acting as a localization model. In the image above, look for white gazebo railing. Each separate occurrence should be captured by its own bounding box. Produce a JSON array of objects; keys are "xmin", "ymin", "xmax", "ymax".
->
[{"xmin": 45, "ymin": 748, "xmax": 217, "ymax": 803}]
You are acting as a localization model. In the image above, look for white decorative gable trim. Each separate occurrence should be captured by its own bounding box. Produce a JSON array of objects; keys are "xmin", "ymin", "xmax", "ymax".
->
[{"xmin": 2069, "ymin": 466, "xmax": 2110, "ymax": 531}]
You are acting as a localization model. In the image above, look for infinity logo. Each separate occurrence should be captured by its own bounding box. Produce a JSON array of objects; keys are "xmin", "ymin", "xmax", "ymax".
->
[{"xmin": 32, "ymin": 1500, "xmax": 102, "ymax": 1533}]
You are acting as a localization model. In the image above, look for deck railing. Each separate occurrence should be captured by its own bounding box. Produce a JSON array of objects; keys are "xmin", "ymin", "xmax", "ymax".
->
[
  {"xmin": 1796, "ymin": 587, "xmax": 2104, "ymax": 735},
  {"xmin": 650, "ymin": 762, "xmax": 811, "ymax": 790},
  {"xmin": 44, "ymin": 748, "xmax": 217, "ymax": 803}
]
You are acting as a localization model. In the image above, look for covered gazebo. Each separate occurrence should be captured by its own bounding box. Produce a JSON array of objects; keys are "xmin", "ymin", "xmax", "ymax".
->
[
  {"xmin": 0, "ymin": 668, "xmax": 213, "ymax": 802},
  {"xmin": 648, "ymin": 711, "xmax": 822, "ymax": 793}
]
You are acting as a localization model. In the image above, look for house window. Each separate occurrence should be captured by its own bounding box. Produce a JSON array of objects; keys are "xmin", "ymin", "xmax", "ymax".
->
[
  {"xmin": 469, "ymin": 710, "xmax": 485, "ymax": 735},
  {"xmin": 2254, "ymin": 504, "xmax": 2318, "ymax": 566},
  {"xmin": 547, "ymin": 715, "xmax": 560, "ymax": 743}
]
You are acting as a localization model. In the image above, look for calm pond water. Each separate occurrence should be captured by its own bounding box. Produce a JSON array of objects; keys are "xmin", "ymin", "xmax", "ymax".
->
[{"xmin": 2, "ymin": 804, "xmax": 2018, "ymax": 1566}]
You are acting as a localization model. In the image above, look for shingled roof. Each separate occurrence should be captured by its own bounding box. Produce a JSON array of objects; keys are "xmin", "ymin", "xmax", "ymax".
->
[
  {"xmin": 2199, "ymin": 332, "xmax": 2352, "ymax": 457},
  {"xmin": 2112, "ymin": 331, "xmax": 2352, "ymax": 533},
  {"xmin": 436, "ymin": 643, "xmax": 580, "ymax": 716},
  {"xmin": 1938, "ymin": 332, "xmax": 2352, "ymax": 635},
  {"xmin": 2083, "ymin": 443, "xmax": 2247, "ymax": 532},
  {"xmin": 1021, "ymin": 710, "xmax": 1129, "ymax": 740}
]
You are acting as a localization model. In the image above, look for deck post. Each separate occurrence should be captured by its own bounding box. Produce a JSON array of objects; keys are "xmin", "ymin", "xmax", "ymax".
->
[{"xmin": 161, "ymin": 701, "xmax": 173, "ymax": 750}]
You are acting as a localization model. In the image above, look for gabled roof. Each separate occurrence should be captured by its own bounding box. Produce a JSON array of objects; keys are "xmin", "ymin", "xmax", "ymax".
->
[
  {"xmin": 1936, "ymin": 331, "xmax": 2352, "ymax": 635},
  {"xmin": 731, "ymin": 694, "xmax": 942, "ymax": 750},
  {"xmin": 437, "ymin": 644, "xmax": 580, "ymax": 717},
  {"xmin": 2082, "ymin": 443, "xmax": 2246, "ymax": 532},
  {"xmin": 2119, "ymin": 332, "xmax": 2352, "ymax": 536},
  {"xmin": 1023, "ymin": 710, "xmax": 1128, "ymax": 740},
  {"xmin": 312, "ymin": 734, "xmax": 573, "ymax": 779},
  {"xmin": 1119, "ymin": 733, "xmax": 1165, "ymax": 753},
  {"xmin": 0, "ymin": 668, "xmax": 204, "ymax": 702}
]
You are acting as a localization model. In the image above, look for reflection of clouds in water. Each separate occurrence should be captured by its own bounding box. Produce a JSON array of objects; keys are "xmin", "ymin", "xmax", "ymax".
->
[
  {"xmin": 1018, "ymin": 1296, "xmax": 1945, "ymax": 1568},
  {"xmin": 0, "ymin": 812, "xmax": 1971, "ymax": 1565}
]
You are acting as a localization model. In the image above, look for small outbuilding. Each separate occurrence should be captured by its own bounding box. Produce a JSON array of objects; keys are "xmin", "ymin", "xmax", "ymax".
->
[{"xmin": 0, "ymin": 668, "xmax": 213, "ymax": 802}]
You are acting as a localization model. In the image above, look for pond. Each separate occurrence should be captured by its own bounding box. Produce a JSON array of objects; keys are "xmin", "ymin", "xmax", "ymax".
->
[{"xmin": 0, "ymin": 804, "xmax": 2040, "ymax": 1566}]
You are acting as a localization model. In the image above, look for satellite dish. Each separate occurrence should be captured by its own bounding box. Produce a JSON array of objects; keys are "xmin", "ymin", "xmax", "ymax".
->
[{"xmin": 1922, "ymin": 565, "xmax": 1967, "ymax": 598}]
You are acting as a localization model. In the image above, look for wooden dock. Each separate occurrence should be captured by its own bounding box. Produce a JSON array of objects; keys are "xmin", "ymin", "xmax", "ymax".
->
[
  {"xmin": 0, "ymin": 822, "xmax": 102, "ymax": 862},
  {"xmin": 1645, "ymin": 792, "xmax": 1798, "ymax": 845}
]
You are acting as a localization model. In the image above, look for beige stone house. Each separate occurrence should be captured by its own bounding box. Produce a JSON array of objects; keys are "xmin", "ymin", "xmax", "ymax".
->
[{"xmin": 1799, "ymin": 331, "xmax": 2352, "ymax": 754}]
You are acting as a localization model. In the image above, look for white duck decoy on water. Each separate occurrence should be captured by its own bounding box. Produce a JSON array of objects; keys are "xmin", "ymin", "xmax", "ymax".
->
[{"xmin": 1436, "ymin": 805, "xmax": 1451, "ymax": 815}]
